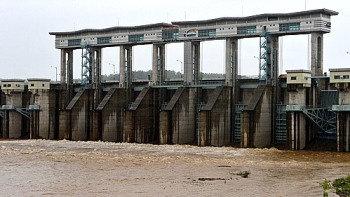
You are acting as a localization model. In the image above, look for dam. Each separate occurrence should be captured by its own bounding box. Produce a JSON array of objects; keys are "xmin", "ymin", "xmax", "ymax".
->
[{"xmin": 1, "ymin": 8, "xmax": 349, "ymax": 151}]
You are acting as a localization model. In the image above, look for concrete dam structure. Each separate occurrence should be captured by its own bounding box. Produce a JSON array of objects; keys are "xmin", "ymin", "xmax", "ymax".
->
[{"xmin": 2, "ymin": 8, "xmax": 350, "ymax": 152}]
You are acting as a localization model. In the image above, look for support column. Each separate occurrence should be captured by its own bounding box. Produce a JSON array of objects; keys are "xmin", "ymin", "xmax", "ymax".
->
[
  {"xmin": 337, "ymin": 111, "xmax": 350, "ymax": 152},
  {"xmin": 183, "ymin": 41, "xmax": 200, "ymax": 85},
  {"xmin": 225, "ymin": 38, "xmax": 238, "ymax": 87},
  {"xmin": 269, "ymin": 36, "xmax": 279, "ymax": 87},
  {"xmin": 152, "ymin": 44, "xmax": 166, "ymax": 85},
  {"xmin": 119, "ymin": 45, "xmax": 133, "ymax": 88},
  {"xmin": 60, "ymin": 49, "xmax": 74, "ymax": 89},
  {"xmin": 270, "ymin": 35, "xmax": 279, "ymax": 144},
  {"xmin": 90, "ymin": 47, "xmax": 102, "ymax": 106},
  {"xmin": 311, "ymin": 33, "xmax": 323, "ymax": 77}
]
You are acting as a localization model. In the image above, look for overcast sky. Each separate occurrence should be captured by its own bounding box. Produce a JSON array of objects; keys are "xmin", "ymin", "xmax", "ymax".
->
[{"xmin": 0, "ymin": 0, "xmax": 349, "ymax": 81}]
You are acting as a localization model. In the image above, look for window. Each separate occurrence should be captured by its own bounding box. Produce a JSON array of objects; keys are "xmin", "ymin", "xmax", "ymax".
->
[
  {"xmin": 68, "ymin": 39, "xmax": 81, "ymax": 46},
  {"xmin": 291, "ymin": 76, "xmax": 297, "ymax": 80},
  {"xmin": 279, "ymin": 23, "xmax": 300, "ymax": 31},
  {"xmin": 128, "ymin": 34, "xmax": 144, "ymax": 42},
  {"xmin": 198, "ymin": 29, "xmax": 216, "ymax": 37},
  {"xmin": 237, "ymin": 26, "xmax": 256, "ymax": 34},
  {"xmin": 31, "ymin": 84, "xmax": 34, "ymax": 87},
  {"xmin": 3, "ymin": 84, "xmax": 7, "ymax": 87},
  {"xmin": 162, "ymin": 29, "xmax": 179, "ymax": 39},
  {"xmin": 42, "ymin": 84, "xmax": 45, "ymax": 87},
  {"xmin": 334, "ymin": 75, "xmax": 341, "ymax": 79},
  {"xmin": 8, "ymin": 84, "xmax": 11, "ymax": 87},
  {"xmin": 343, "ymin": 75, "xmax": 349, "ymax": 79},
  {"xmin": 97, "ymin": 37, "xmax": 112, "ymax": 44}
]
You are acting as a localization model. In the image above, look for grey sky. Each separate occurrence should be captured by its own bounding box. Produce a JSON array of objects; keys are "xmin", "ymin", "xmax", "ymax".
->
[{"xmin": 0, "ymin": 0, "xmax": 349, "ymax": 81}]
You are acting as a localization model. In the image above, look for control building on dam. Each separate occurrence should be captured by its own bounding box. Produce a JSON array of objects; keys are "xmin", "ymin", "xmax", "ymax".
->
[{"xmin": 1, "ymin": 8, "xmax": 349, "ymax": 151}]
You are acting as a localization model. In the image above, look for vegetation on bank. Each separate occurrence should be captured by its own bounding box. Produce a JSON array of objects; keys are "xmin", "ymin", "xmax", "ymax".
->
[
  {"xmin": 321, "ymin": 174, "xmax": 350, "ymax": 196},
  {"xmin": 101, "ymin": 70, "xmax": 225, "ymax": 81}
]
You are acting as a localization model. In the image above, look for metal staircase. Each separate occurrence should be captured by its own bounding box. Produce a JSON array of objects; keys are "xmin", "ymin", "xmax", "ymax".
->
[
  {"xmin": 259, "ymin": 30, "xmax": 271, "ymax": 85},
  {"xmin": 81, "ymin": 42, "xmax": 91, "ymax": 88}
]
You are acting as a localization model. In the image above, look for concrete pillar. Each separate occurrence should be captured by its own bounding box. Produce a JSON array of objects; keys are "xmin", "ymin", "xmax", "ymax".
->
[
  {"xmin": 90, "ymin": 47, "xmax": 102, "ymax": 106},
  {"xmin": 184, "ymin": 41, "xmax": 200, "ymax": 85},
  {"xmin": 287, "ymin": 111, "xmax": 306, "ymax": 150},
  {"xmin": 119, "ymin": 45, "xmax": 133, "ymax": 88},
  {"xmin": 159, "ymin": 111, "xmax": 171, "ymax": 144},
  {"xmin": 286, "ymin": 88, "xmax": 308, "ymax": 150},
  {"xmin": 225, "ymin": 38, "xmax": 238, "ymax": 87},
  {"xmin": 152, "ymin": 44, "xmax": 166, "ymax": 85},
  {"xmin": 311, "ymin": 33, "xmax": 324, "ymax": 77},
  {"xmin": 337, "ymin": 112, "xmax": 350, "ymax": 152},
  {"xmin": 8, "ymin": 93, "xmax": 23, "ymax": 138},
  {"xmin": 123, "ymin": 110, "xmax": 134, "ymax": 142},
  {"xmin": 60, "ymin": 49, "xmax": 73, "ymax": 88},
  {"xmin": 269, "ymin": 36, "xmax": 279, "ymax": 86},
  {"xmin": 30, "ymin": 89, "xmax": 52, "ymax": 139},
  {"xmin": 270, "ymin": 35, "xmax": 279, "ymax": 144}
]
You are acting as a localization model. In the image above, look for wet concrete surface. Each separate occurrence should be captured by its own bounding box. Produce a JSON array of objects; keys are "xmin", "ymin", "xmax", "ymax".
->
[{"xmin": 0, "ymin": 139, "xmax": 349, "ymax": 196}]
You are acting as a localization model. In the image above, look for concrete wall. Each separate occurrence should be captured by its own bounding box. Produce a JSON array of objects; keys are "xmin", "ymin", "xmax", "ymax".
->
[
  {"xmin": 240, "ymin": 87, "xmax": 272, "ymax": 148},
  {"xmin": 100, "ymin": 89, "xmax": 127, "ymax": 142},
  {"xmin": 253, "ymin": 88, "xmax": 272, "ymax": 148},
  {"xmin": 159, "ymin": 111, "xmax": 171, "ymax": 144},
  {"xmin": 69, "ymin": 90, "xmax": 90, "ymax": 141},
  {"xmin": 171, "ymin": 88, "xmax": 196, "ymax": 144},
  {"xmin": 29, "ymin": 89, "xmax": 55, "ymax": 139},
  {"xmin": 198, "ymin": 87, "xmax": 231, "ymax": 147},
  {"xmin": 339, "ymin": 91, "xmax": 350, "ymax": 105},
  {"xmin": 337, "ymin": 112, "xmax": 350, "ymax": 152},
  {"xmin": 4, "ymin": 92, "xmax": 24, "ymax": 138},
  {"xmin": 286, "ymin": 88, "xmax": 308, "ymax": 150},
  {"xmin": 124, "ymin": 88, "xmax": 159, "ymax": 143}
]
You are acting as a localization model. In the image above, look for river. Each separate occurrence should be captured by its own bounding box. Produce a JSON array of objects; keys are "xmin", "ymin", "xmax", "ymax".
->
[{"xmin": 0, "ymin": 139, "xmax": 348, "ymax": 196}]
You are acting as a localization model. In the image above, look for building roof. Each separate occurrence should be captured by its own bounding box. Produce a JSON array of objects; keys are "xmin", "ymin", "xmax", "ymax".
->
[
  {"xmin": 286, "ymin": 69, "xmax": 312, "ymax": 74},
  {"xmin": 49, "ymin": 23, "xmax": 177, "ymax": 35},
  {"xmin": 172, "ymin": 8, "xmax": 338, "ymax": 25},
  {"xmin": 50, "ymin": 9, "xmax": 338, "ymax": 36},
  {"xmin": 27, "ymin": 78, "xmax": 51, "ymax": 82},
  {"xmin": 329, "ymin": 68, "xmax": 350, "ymax": 72},
  {"xmin": 1, "ymin": 79, "xmax": 26, "ymax": 82}
]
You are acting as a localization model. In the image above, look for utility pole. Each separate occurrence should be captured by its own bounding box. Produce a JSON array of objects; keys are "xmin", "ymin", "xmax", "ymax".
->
[{"xmin": 51, "ymin": 66, "xmax": 57, "ymax": 82}]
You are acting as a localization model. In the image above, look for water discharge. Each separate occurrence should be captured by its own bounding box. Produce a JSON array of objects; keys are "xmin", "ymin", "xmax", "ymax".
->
[{"xmin": 0, "ymin": 139, "xmax": 349, "ymax": 196}]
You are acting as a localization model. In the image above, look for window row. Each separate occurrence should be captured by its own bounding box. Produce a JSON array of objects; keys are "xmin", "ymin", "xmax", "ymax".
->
[
  {"xmin": 237, "ymin": 26, "xmax": 256, "ymax": 34},
  {"xmin": 279, "ymin": 23, "xmax": 300, "ymax": 31},
  {"xmin": 97, "ymin": 37, "xmax": 112, "ymax": 44},
  {"xmin": 30, "ymin": 84, "xmax": 46, "ymax": 87},
  {"xmin": 334, "ymin": 75, "xmax": 350, "ymax": 79},
  {"xmin": 198, "ymin": 29, "xmax": 216, "ymax": 37},
  {"xmin": 128, "ymin": 34, "xmax": 144, "ymax": 42},
  {"xmin": 162, "ymin": 29, "xmax": 179, "ymax": 39}
]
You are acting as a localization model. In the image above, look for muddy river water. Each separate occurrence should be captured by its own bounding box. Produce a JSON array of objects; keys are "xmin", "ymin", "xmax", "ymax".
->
[{"xmin": 0, "ymin": 139, "xmax": 349, "ymax": 196}]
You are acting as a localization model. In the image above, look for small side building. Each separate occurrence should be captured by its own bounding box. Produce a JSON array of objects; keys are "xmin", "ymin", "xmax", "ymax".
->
[
  {"xmin": 1, "ymin": 79, "xmax": 28, "ymax": 138},
  {"xmin": 27, "ymin": 78, "xmax": 56, "ymax": 139},
  {"xmin": 285, "ymin": 70, "xmax": 311, "ymax": 150},
  {"xmin": 329, "ymin": 68, "xmax": 350, "ymax": 152}
]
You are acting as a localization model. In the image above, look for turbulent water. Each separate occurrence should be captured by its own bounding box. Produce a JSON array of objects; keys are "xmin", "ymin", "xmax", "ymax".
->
[{"xmin": 0, "ymin": 139, "xmax": 349, "ymax": 196}]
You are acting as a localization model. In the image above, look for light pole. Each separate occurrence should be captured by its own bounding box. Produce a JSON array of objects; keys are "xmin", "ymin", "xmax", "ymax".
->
[
  {"xmin": 254, "ymin": 56, "xmax": 261, "ymax": 79},
  {"xmin": 51, "ymin": 66, "xmax": 57, "ymax": 82},
  {"xmin": 176, "ymin": 60, "xmax": 183, "ymax": 79},
  {"xmin": 109, "ymin": 63, "xmax": 115, "ymax": 81}
]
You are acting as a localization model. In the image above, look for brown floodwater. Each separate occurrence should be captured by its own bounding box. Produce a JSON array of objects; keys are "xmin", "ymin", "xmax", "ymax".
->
[{"xmin": 0, "ymin": 139, "xmax": 349, "ymax": 196}]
